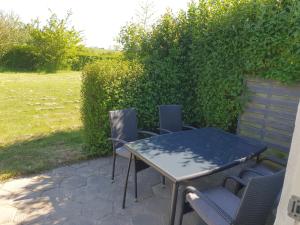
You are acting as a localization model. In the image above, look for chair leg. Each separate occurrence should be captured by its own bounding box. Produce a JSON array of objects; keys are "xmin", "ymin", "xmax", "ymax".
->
[
  {"xmin": 178, "ymin": 199, "xmax": 185, "ymax": 225},
  {"xmin": 122, "ymin": 153, "xmax": 132, "ymax": 209},
  {"xmin": 134, "ymin": 156, "xmax": 138, "ymax": 202},
  {"xmin": 169, "ymin": 182, "xmax": 179, "ymax": 225},
  {"xmin": 179, "ymin": 187, "xmax": 187, "ymax": 225},
  {"xmin": 256, "ymin": 153, "xmax": 261, "ymax": 163},
  {"xmin": 111, "ymin": 150, "xmax": 117, "ymax": 183}
]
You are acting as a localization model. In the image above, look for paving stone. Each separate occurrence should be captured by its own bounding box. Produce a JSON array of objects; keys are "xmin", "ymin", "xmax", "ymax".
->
[
  {"xmin": 69, "ymin": 161, "xmax": 90, "ymax": 169},
  {"xmin": 12, "ymin": 197, "xmax": 54, "ymax": 223},
  {"xmin": 91, "ymin": 157, "xmax": 112, "ymax": 168},
  {"xmin": 64, "ymin": 217, "xmax": 99, "ymax": 225},
  {"xmin": 75, "ymin": 164, "xmax": 99, "ymax": 177},
  {"xmin": 132, "ymin": 213, "xmax": 164, "ymax": 225},
  {"xmin": 152, "ymin": 183, "xmax": 171, "ymax": 199},
  {"xmin": 81, "ymin": 197, "xmax": 113, "ymax": 220},
  {"xmin": 28, "ymin": 216, "xmax": 69, "ymax": 225},
  {"xmin": 1, "ymin": 177, "xmax": 34, "ymax": 192},
  {"xmin": 0, "ymin": 205, "xmax": 17, "ymax": 224},
  {"xmin": 60, "ymin": 175, "xmax": 87, "ymax": 190},
  {"xmin": 53, "ymin": 199, "xmax": 82, "ymax": 215},
  {"xmin": 0, "ymin": 156, "xmax": 225, "ymax": 225},
  {"xmin": 40, "ymin": 187, "xmax": 69, "ymax": 204},
  {"xmin": 143, "ymin": 195, "xmax": 170, "ymax": 216},
  {"xmin": 50, "ymin": 165, "xmax": 78, "ymax": 177},
  {"xmin": 84, "ymin": 175, "xmax": 124, "ymax": 201},
  {"xmin": 181, "ymin": 212, "xmax": 205, "ymax": 225},
  {"xmin": 99, "ymin": 213, "xmax": 132, "ymax": 225},
  {"xmin": 0, "ymin": 189, "xmax": 16, "ymax": 205}
]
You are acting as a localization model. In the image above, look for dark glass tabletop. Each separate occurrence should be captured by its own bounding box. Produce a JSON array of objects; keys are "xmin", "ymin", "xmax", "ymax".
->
[{"xmin": 125, "ymin": 127, "xmax": 267, "ymax": 182}]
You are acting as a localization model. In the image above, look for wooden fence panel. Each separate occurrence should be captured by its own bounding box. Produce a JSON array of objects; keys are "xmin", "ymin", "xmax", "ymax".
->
[{"xmin": 237, "ymin": 78, "xmax": 300, "ymax": 153}]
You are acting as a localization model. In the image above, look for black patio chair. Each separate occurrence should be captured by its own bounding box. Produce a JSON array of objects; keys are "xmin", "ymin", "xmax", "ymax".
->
[
  {"xmin": 158, "ymin": 104, "xmax": 196, "ymax": 134},
  {"xmin": 179, "ymin": 170, "xmax": 285, "ymax": 225},
  {"xmin": 108, "ymin": 108, "xmax": 158, "ymax": 208},
  {"xmin": 237, "ymin": 155, "xmax": 286, "ymax": 182},
  {"xmin": 158, "ymin": 104, "xmax": 197, "ymax": 185}
]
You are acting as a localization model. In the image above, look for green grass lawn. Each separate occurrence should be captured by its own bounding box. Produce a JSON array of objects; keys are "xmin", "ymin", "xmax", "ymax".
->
[{"xmin": 0, "ymin": 71, "xmax": 87, "ymax": 181}]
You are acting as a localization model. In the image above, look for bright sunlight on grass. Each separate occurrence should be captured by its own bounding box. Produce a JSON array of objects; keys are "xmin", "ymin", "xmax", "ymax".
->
[{"xmin": 0, "ymin": 71, "xmax": 86, "ymax": 180}]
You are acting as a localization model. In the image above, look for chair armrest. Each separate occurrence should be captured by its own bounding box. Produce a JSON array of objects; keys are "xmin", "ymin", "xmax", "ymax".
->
[
  {"xmin": 157, "ymin": 128, "xmax": 172, "ymax": 133},
  {"xmin": 184, "ymin": 186, "xmax": 234, "ymax": 224},
  {"xmin": 138, "ymin": 130, "xmax": 158, "ymax": 136},
  {"xmin": 259, "ymin": 155, "xmax": 287, "ymax": 167},
  {"xmin": 107, "ymin": 138, "xmax": 128, "ymax": 145},
  {"xmin": 223, "ymin": 176, "xmax": 247, "ymax": 188},
  {"xmin": 239, "ymin": 168, "xmax": 266, "ymax": 178},
  {"xmin": 185, "ymin": 186, "xmax": 202, "ymax": 196},
  {"xmin": 183, "ymin": 124, "xmax": 197, "ymax": 130}
]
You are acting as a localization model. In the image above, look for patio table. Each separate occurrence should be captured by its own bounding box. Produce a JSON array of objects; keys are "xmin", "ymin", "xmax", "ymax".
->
[{"xmin": 124, "ymin": 127, "xmax": 267, "ymax": 225}]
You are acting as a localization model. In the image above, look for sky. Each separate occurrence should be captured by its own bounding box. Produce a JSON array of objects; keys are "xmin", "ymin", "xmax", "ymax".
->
[{"xmin": 0, "ymin": 0, "xmax": 190, "ymax": 49}]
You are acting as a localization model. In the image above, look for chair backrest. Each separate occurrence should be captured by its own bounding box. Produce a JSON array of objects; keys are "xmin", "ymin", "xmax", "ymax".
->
[
  {"xmin": 237, "ymin": 78, "xmax": 300, "ymax": 155},
  {"xmin": 159, "ymin": 105, "xmax": 183, "ymax": 133},
  {"xmin": 109, "ymin": 108, "xmax": 138, "ymax": 148},
  {"xmin": 234, "ymin": 170, "xmax": 285, "ymax": 225}
]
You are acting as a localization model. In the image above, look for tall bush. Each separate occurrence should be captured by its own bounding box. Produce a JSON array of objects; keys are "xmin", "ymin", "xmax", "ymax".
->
[
  {"xmin": 81, "ymin": 59, "xmax": 144, "ymax": 156},
  {"xmin": 27, "ymin": 12, "xmax": 82, "ymax": 72},
  {"xmin": 1, "ymin": 45, "xmax": 37, "ymax": 71},
  {"xmin": 0, "ymin": 11, "xmax": 28, "ymax": 58}
]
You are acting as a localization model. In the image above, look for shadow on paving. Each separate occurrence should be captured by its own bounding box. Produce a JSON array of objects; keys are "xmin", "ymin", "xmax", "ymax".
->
[
  {"xmin": 0, "ymin": 157, "xmax": 172, "ymax": 225},
  {"xmin": 0, "ymin": 129, "xmax": 87, "ymax": 181}
]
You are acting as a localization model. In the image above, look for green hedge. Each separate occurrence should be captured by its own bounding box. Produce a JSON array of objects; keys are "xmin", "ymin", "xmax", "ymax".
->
[
  {"xmin": 120, "ymin": 0, "xmax": 299, "ymax": 127},
  {"xmin": 82, "ymin": 0, "xmax": 300, "ymax": 155},
  {"xmin": 1, "ymin": 47, "xmax": 123, "ymax": 72},
  {"xmin": 81, "ymin": 59, "xmax": 144, "ymax": 156},
  {"xmin": 1, "ymin": 45, "xmax": 38, "ymax": 71},
  {"xmin": 71, "ymin": 52, "xmax": 122, "ymax": 71}
]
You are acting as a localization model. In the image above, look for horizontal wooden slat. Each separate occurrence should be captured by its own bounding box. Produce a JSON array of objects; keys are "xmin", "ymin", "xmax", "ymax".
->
[
  {"xmin": 264, "ymin": 131, "xmax": 292, "ymax": 143},
  {"xmin": 242, "ymin": 111, "xmax": 295, "ymax": 125},
  {"xmin": 248, "ymin": 83, "xmax": 300, "ymax": 98},
  {"xmin": 246, "ymin": 107, "xmax": 296, "ymax": 121},
  {"xmin": 238, "ymin": 124, "xmax": 263, "ymax": 136},
  {"xmin": 265, "ymin": 120, "xmax": 295, "ymax": 132},
  {"xmin": 271, "ymin": 86, "xmax": 300, "ymax": 98},
  {"xmin": 239, "ymin": 123, "xmax": 292, "ymax": 142},
  {"xmin": 264, "ymin": 141, "xmax": 290, "ymax": 153},
  {"xmin": 240, "ymin": 115, "xmax": 265, "ymax": 124},
  {"xmin": 239, "ymin": 130, "xmax": 261, "ymax": 140},
  {"xmin": 249, "ymin": 93, "xmax": 299, "ymax": 105},
  {"xmin": 240, "ymin": 115, "xmax": 295, "ymax": 132},
  {"xmin": 251, "ymin": 96, "xmax": 299, "ymax": 109}
]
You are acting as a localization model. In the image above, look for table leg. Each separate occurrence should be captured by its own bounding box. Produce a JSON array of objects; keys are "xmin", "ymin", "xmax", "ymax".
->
[
  {"xmin": 161, "ymin": 176, "xmax": 166, "ymax": 187},
  {"xmin": 169, "ymin": 182, "xmax": 179, "ymax": 225},
  {"xmin": 122, "ymin": 153, "xmax": 132, "ymax": 209},
  {"xmin": 133, "ymin": 156, "xmax": 138, "ymax": 202}
]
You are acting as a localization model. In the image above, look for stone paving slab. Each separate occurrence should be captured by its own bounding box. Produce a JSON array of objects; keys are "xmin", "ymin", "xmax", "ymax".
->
[{"xmin": 0, "ymin": 156, "xmax": 261, "ymax": 225}]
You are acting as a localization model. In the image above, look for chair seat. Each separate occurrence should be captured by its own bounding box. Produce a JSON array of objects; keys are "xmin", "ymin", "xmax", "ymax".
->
[
  {"xmin": 116, "ymin": 146, "xmax": 131, "ymax": 158},
  {"xmin": 242, "ymin": 164, "xmax": 275, "ymax": 182},
  {"xmin": 252, "ymin": 164, "xmax": 275, "ymax": 175},
  {"xmin": 186, "ymin": 187, "xmax": 240, "ymax": 225}
]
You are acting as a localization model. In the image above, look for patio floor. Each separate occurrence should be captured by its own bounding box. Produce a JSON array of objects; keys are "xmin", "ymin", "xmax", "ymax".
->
[{"xmin": 0, "ymin": 157, "xmax": 262, "ymax": 225}]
